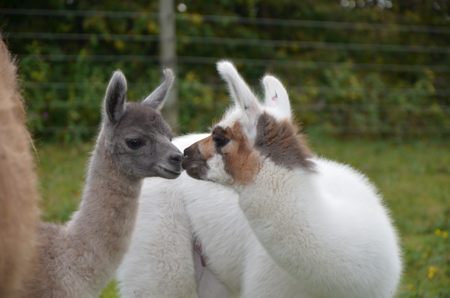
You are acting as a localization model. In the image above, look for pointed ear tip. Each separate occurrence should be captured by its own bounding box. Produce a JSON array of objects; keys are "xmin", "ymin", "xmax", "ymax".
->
[
  {"xmin": 110, "ymin": 70, "xmax": 127, "ymax": 85},
  {"xmin": 162, "ymin": 70, "xmax": 175, "ymax": 90},
  {"xmin": 216, "ymin": 60, "xmax": 232, "ymax": 67},
  {"xmin": 112, "ymin": 69, "xmax": 124, "ymax": 77},
  {"xmin": 216, "ymin": 60, "xmax": 236, "ymax": 75},
  {"xmin": 262, "ymin": 75, "xmax": 281, "ymax": 85},
  {"xmin": 163, "ymin": 68, "xmax": 174, "ymax": 77},
  {"xmin": 262, "ymin": 75, "xmax": 273, "ymax": 82}
]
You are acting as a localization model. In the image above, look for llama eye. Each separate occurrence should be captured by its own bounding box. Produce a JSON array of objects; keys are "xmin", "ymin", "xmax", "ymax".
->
[
  {"xmin": 126, "ymin": 139, "xmax": 142, "ymax": 149},
  {"xmin": 212, "ymin": 134, "xmax": 229, "ymax": 148}
]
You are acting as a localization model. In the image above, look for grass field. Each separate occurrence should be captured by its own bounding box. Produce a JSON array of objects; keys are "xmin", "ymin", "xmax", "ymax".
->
[{"xmin": 35, "ymin": 137, "xmax": 450, "ymax": 298}]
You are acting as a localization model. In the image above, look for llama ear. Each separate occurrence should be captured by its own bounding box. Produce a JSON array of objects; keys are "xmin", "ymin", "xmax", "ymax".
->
[
  {"xmin": 216, "ymin": 61, "xmax": 261, "ymax": 125},
  {"xmin": 104, "ymin": 70, "xmax": 127, "ymax": 124},
  {"xmin": 262, "ymin": 75, "xmax": 291, "ymax": 120},
  {"xmin": 142, "ymin": 68, "xmax": 175, "ymax": 110}
]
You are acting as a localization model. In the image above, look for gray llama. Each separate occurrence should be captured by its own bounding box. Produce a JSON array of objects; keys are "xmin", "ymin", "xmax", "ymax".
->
[{"xmin": 24, "ymin": 69, "xmax": 183, "ymax": 298}]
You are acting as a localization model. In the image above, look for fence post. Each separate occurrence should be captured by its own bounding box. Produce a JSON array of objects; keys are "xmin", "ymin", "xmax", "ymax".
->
[{"xmin": 159, "ymin": 0, "xmax": 178, "ymax": 133}]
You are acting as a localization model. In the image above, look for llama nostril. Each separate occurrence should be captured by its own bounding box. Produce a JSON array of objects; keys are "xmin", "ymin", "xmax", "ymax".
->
[{"xmin": 170, "ymin": 154, "xmax": 183, "ymax": 163}]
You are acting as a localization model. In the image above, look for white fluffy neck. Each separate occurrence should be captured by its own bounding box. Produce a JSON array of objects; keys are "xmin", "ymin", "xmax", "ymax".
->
[
  {"xmin": 233, "ymin": 159, "xmax": 331, "ymax": 281},
  {"xmin": 235, "ymin": 159, "xmax": 318, "ymax": 206}
]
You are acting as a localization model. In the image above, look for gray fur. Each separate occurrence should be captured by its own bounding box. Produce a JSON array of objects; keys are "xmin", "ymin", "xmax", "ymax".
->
[
  {"xmin": 142, "ymin": 68, "xmax": 175, "ymax": 110},
  {"xmin": 24, "ymin": 69, "xmax": 182, "ymax": 298}
]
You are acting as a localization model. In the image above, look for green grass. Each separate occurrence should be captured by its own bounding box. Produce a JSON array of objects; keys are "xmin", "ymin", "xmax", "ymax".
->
[{"xmin": 35, "ymin": 137, "xmax": 450, "ymax": 298}]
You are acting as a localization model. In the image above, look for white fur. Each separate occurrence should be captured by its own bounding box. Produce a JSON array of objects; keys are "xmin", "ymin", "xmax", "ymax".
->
[
  {"xmin": 117, "ymin": 63, "xmax": 402, "ymax": 298},
  {"xmin": 118, "ymin": 134, "xmax": 237, "ymax": 298},
  {"xmin": 206, "ymin": 154, "xmax": 234, "ymax": 185},
  {"xmin": 238, "ymin": 159, "xmax": 401, "ymax": 297},
  {"xmin": 118, "ymin": 140, "xmax": 402, "ymax": 297}
]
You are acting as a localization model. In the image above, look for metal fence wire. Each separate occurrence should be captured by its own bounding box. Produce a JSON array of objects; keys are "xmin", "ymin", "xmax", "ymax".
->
[{"xmin": 1, "ymin": 7, "xmax": 449, "ymax": 138}]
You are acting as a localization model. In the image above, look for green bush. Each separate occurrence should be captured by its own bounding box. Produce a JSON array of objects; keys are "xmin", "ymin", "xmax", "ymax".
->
[{"xmin": 1, "ymin": 0, "xmax": 448, "ymax": 141}]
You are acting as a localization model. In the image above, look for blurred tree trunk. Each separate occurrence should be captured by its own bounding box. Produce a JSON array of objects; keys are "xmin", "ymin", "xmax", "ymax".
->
[{"xmin": 159, "ymin": 0, "xmax": 178, "ymax": 134}]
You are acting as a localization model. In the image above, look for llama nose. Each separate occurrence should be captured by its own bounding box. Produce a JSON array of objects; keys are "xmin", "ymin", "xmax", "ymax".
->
[
  {"xmin": 183, "ymin": 146, "xmax": 193, "ymax": 158},
  {"xmin": 170, "ymin": 153, "xmax": 183, "ymax": 164}
]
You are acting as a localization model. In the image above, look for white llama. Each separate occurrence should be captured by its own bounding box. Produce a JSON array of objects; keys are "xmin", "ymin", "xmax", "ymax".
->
[
  {"xmin": 24, "ymin": 69, "xmax": 183, "ymax": 298},
  {"xmin": 118, "ymin": 61, "xmax": 402, "ymax": 298}
]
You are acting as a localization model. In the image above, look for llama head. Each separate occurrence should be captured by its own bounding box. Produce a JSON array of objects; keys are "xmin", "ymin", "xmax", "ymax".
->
[
  {"xmin": 102, "ymin": 69, "xmax": 183, "ymax": 179},
  {"xmin": 182, "ymin": 61, "xmax": 315, "ymax": 186}
]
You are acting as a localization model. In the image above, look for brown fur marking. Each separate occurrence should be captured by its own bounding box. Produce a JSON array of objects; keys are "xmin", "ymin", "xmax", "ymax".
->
[
  {"xmin": 0, "ymin": 34, "xmax": 40, "ymax": 298},
  {"xmin": 197, "ymin": 136, "xmax": 215, "ymax": 161},
  {"xmin": 212, "ymin": 126, "xmax": 231, "ymax": 139},
  {"xmin": 216, "ymin": 122, "xmax": 260, "ymax": 185},
  {"xmin": 255, "ymin": 112, "xmax": 315, "ymax": 172}
]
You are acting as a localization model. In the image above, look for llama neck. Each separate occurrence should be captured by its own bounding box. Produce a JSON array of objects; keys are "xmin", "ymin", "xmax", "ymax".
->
[
  {"xmin": 235, "ymin": 159, "xmax": 328, "ymax": 280},
  {"xmin": 237, "ymin": 159, "xmax": 319, "ymax": 218},
  {"xmin": 68, "ymin": 132, "xmax": 143, "ymax": 248},
  {"xmin": 66, "ymin": 131, "xmax": 143, "ymax": 292}
]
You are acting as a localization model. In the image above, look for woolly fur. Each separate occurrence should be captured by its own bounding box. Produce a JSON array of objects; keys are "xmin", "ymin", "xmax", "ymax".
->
[{"xmin": 118, "ymin": 62, "xmax": 402, "ymax": 298}]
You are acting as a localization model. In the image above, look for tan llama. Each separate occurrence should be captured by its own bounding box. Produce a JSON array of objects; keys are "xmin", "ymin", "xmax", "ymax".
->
[{"xmin": 0, "ymin": 34, "xmax": 40, "ymax": 298}]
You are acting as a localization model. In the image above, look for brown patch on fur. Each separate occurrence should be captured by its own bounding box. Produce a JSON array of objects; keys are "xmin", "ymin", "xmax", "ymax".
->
[
  {"xmin": 212, "ymin": 126, "xmax": 232, "ymax": 139},
  {"xmin": 197, "ymin": 136, "xmax": 215, "ymax": 161},
  {"xmin": 0, "ymin": 34, "xmax": 40, "ymax": 297},
  {"xmin": 219, "ymin": 122, "xmax": 261, "ymax": 185},
  {"xmin": 255, "ymin": 112, "xmax": 315, "ymax": 171}
]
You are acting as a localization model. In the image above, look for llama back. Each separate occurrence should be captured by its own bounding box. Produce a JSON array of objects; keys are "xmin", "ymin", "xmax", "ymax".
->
[
  {"xmin": 312, "ymin": 157, "xmax": 382, "ymax": 204},
  {"xmin": 173, "ymin": 133, "xmax": 210, "ymax": 151},
  {"xmin": 304, "ymin": 157, "xmax": 402, "ymax": 296},
  {"xmin": 0, "ymin": 35, "xmax": 40, "ymax": 297},
  {"xmin": 312, "ymin": 157, "xmax": 400, "ymax": 240}
]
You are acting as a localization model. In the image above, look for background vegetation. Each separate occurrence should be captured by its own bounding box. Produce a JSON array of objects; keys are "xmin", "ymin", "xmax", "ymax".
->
[
  {"xmin": 1, "ymin": 0, "xmax": 449, "ymax": 297},
  {"xmin": 1, "ymin": 0, "xmax": 449, "ymax": 141}
]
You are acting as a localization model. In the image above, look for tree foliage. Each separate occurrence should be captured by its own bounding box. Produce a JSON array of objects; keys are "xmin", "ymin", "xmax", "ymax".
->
[{"xmin": 1, "ymin": 0, "xmax": 449, "ymax": 141}]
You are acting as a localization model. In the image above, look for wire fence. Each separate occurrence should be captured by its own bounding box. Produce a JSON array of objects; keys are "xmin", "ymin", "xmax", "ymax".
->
[
  {"xmin": 7, "ymin": 32, "xmax": 450, "ymax": 53},
  {"xmin": 15, "ymin": 54, "xmax": 450, "ymax": 72},
  {"xmin": 2, "ymin": 7, "xmax": 450, "ymax": 137},
  {"xmin": 2, "ymin": 8, "xmax": 450, "ymax": 33}
]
